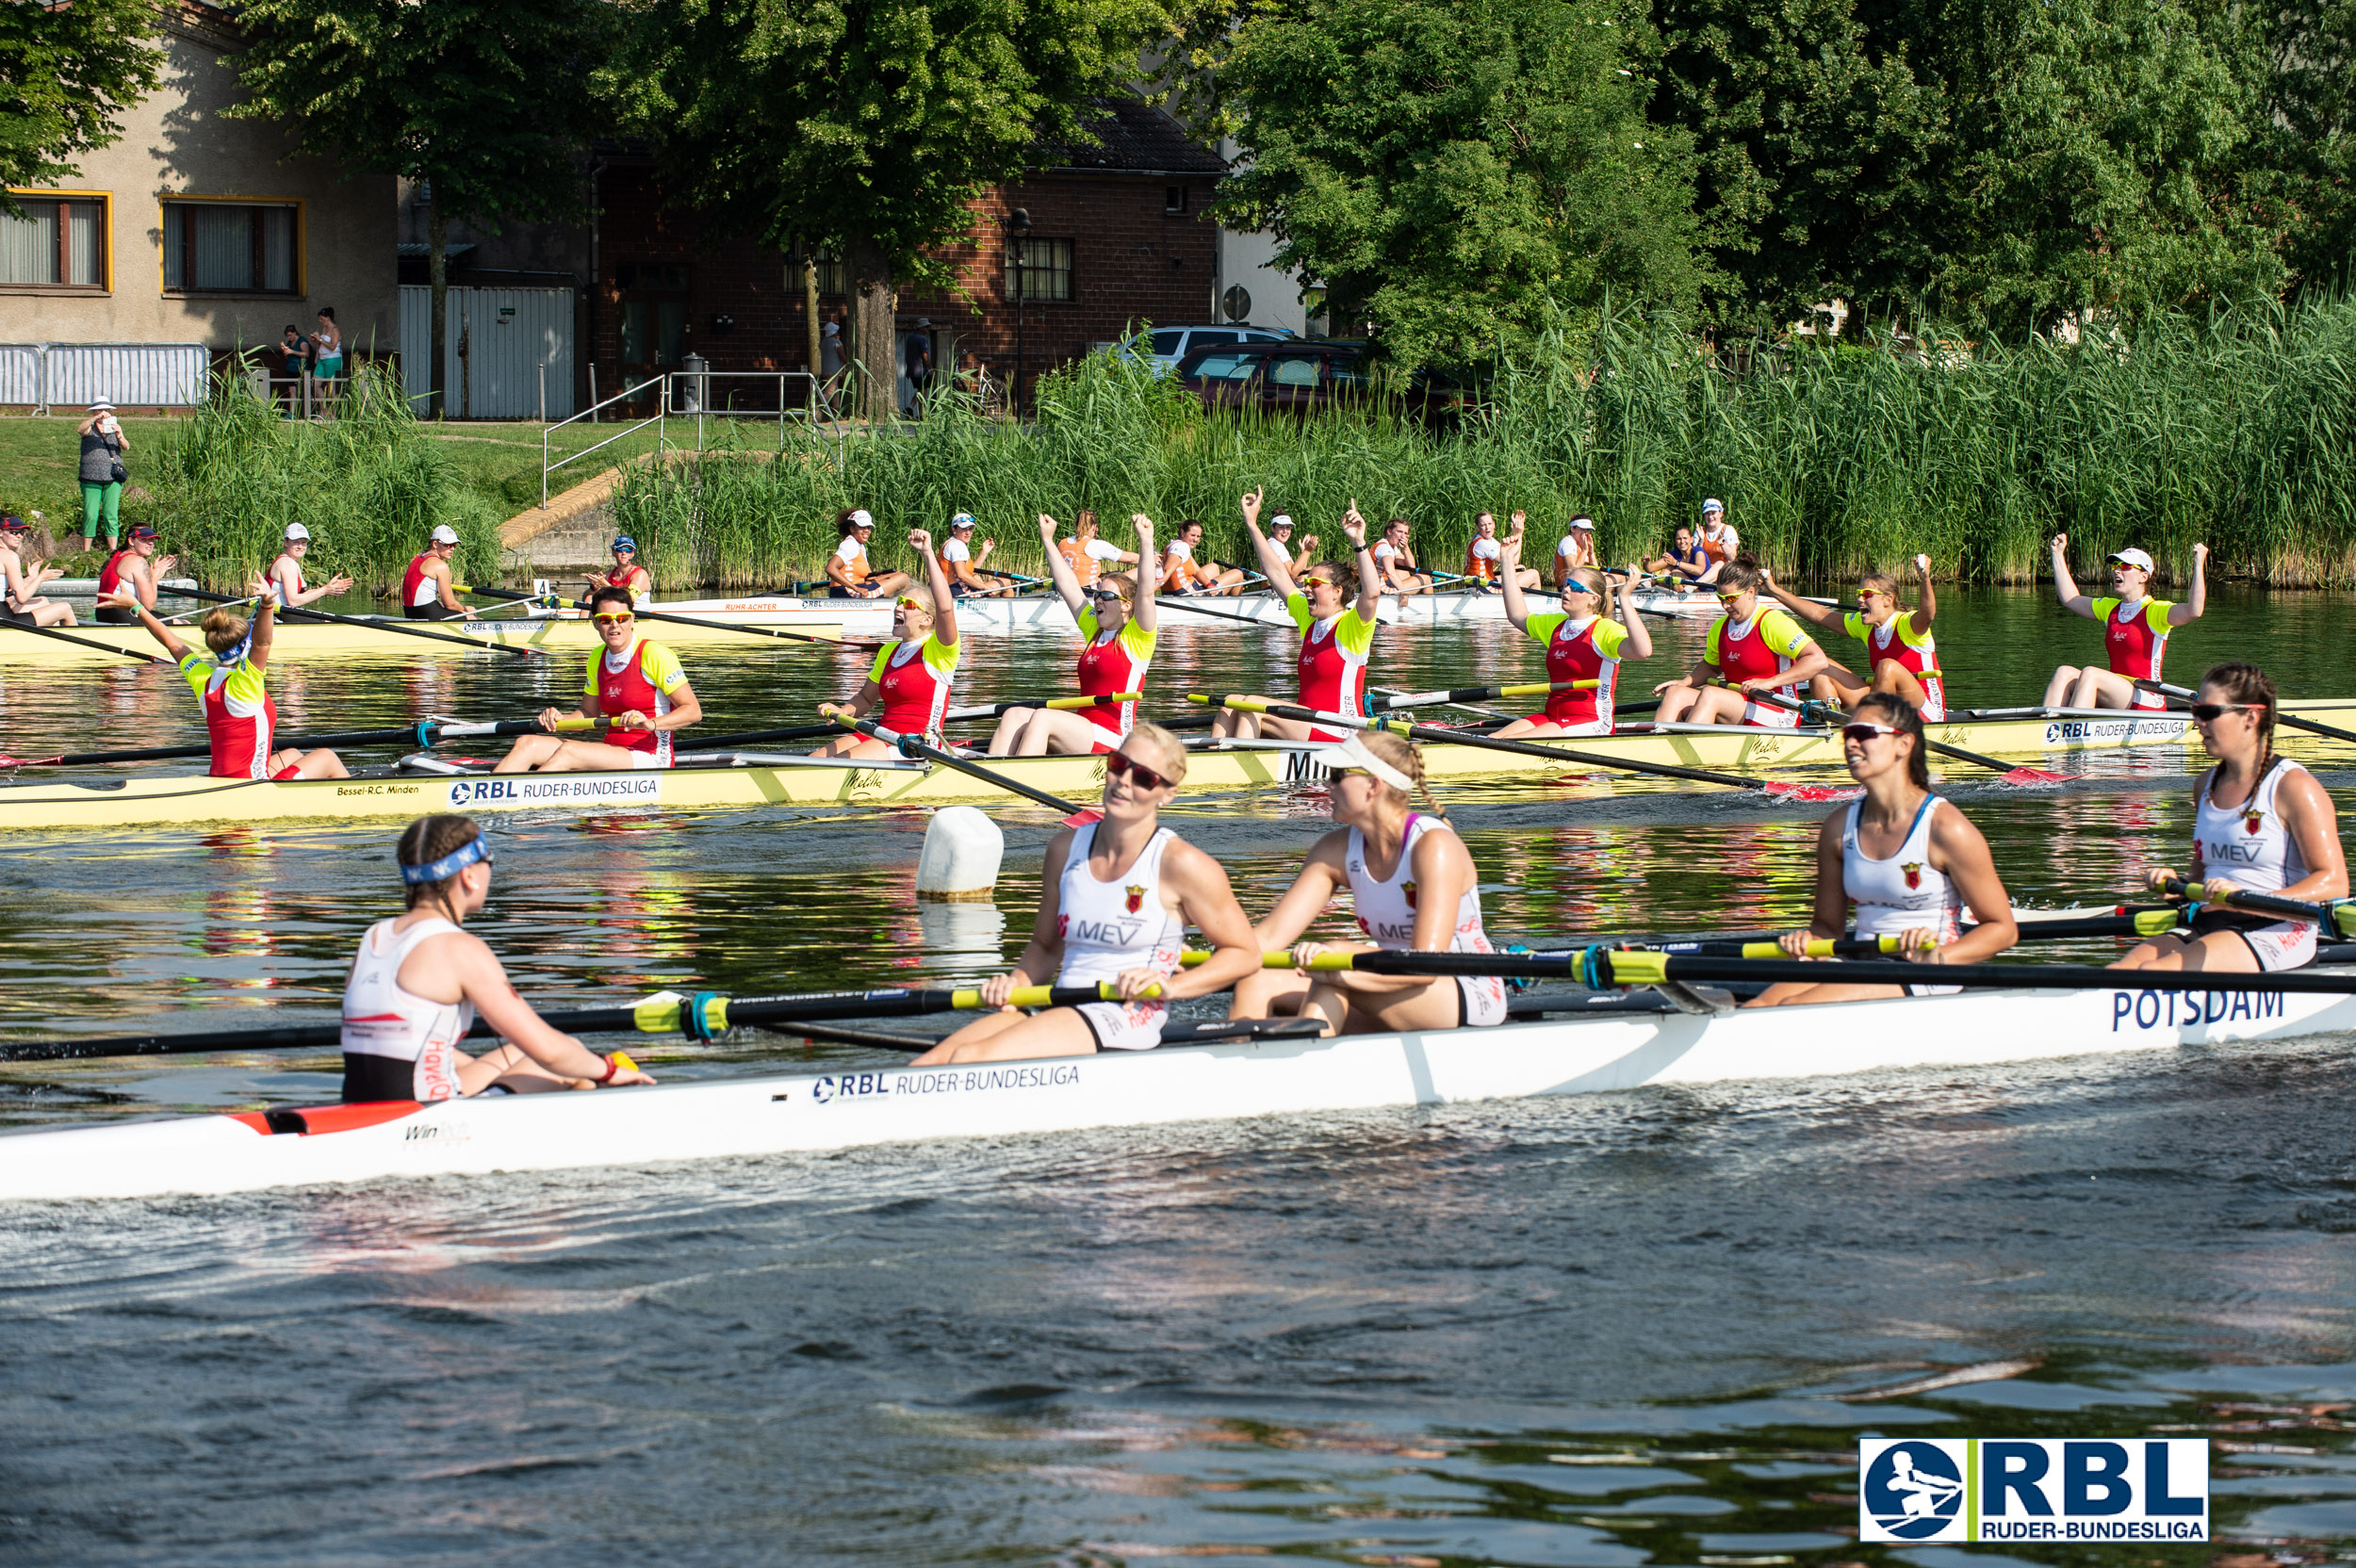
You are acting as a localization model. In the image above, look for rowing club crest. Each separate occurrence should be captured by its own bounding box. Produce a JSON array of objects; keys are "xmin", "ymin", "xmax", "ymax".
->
[
  {"xmin": 2246, "ymin": 808, "xmax": 2266, "ymax": 835},
  {"xmin": 1124, "ymin": 883, "xmax": 1146, "ymax": 914},
  {"xmin": 1401, "ymin": 881, "xmax": 1418, "ymax": 909},
  {"xmin": 1902, "ymin": 862, "xmax": 1923, "ymax": 890}
]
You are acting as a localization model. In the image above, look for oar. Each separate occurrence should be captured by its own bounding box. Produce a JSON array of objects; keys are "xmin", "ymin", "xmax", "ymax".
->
[
  {"xmin": 456, "ymin": 584, "xmax": 556, "ymax": 609},
  {"xmin": 1370, "ymin": 680, "xmax": 1595, "ymax": 711},
  {"xmin": 675, "ymin": 721, "xmax": 848, "ymax": 752},
  {"xmin": 163, "ymin": 586, "xmax": 549, "ymax": 660},
  {"xmin": 834, "ymin": 714, "xmax": 1094, "ymax": 820},
  {"xmin": 0, "ymin": 618, "xmax": 169, "ymax": 664},
  {"xmin": 0, "ymin": 719, "xmax": 523, "ymax": 769},
  {"xmin": 2135, "ymin": 678, "xmax": 2356, "ymax": 746},
  {"xmin": 1153, "ymin": 596, "xmax": 1274, "ymax": 627},
  {"xmin": 635, "ymin": 608, "xmax": 881, "ymax": 649},
  {"xmin": 2157, "ymin": 875, "xmax": 2356, "ymax": 936},
  {"xmin": 0, "ymin": 980, "xmax": 1155, "ymax": 1064},
  {"xmin": 1188, "ymin": 694, "xmax": 1852, "ymax": 801},
  {"xmin": 1738, "ymin": 685, "xmax": 2069, "ymax": 786},
  {"xmin": 946, "ymin": 692, "xmax": 1141, "ymax": 721}
]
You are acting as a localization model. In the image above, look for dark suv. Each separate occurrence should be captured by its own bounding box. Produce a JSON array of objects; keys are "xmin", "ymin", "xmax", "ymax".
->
[{"xmin": 1171, "ymin": 341, "xmax": 1467, "ymax": 422}]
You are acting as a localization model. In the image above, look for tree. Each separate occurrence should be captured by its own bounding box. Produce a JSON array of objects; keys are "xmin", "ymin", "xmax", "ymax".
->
[
  {"xmin": 225, "ymin": 0, "xmax": 614, "ymax": 416},
  {"xmin": 1217, "ymin": 0, "xmax": 1714, "ymax": 371},
  {"xmin": 2242, "ymin": 0, "xmax": 2356, "ymax": 292},
  {"xmin": 0, "ymin": 0, "xmax": 160, "ymax": 219},
  {"xmin": 626, "ymin": 0, "xmax": 1204, "ymax": 420}
]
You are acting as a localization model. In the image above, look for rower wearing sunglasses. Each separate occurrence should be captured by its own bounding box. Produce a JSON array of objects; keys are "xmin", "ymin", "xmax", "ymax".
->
[
  {"xmin": 915, "ymin": 724, "xmax": 1261, "ymax": 1065},
  {"xmin": 1653, "ymin": 554, "xmax": 1833, "ymax": 727},
  {"xmin": 988, "ymin": 511, "xmax": 1158, "ymax": 757},
  {"xmin": 1229, "ymin": 731, "xmax": 1508, "ymax": 1034},
  {"xmin": 812, "ymin": 529, "xmax": 960, "ymax": 760},
  {"xmin": 1210, "ymin": 489, "xmax": 1384, "ymax": 743},
  {"xmin": 1760, "ymin": 554, "xmax": 1948, "ymax": 720},
  {"xmin": 493, "ymin": 584, "xmax": 702, "ymax": 773},
  {"xmin": 2042, "ymin": 535, "xmax": 2207, "ymax": 710},
  {"xmin": 1489, "ymin": 526, "xmax": 1651, "ymax": 738},
  {"xmin": 2115, "ymin": 661, "xmax": 2347, "ymax": 975},
  {"xmin": 1748, "ymin": 694, "xmax": 2019, "ymax": 1007},
  {"xmin": 580, "ymin": 534, "xmax": 653, "ymax": 609}
]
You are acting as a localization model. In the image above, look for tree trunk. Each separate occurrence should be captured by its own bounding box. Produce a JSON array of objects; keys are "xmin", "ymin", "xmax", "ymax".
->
[
  {"xmin": 849, "ymin": 236, "xmax": 897, "ymax": 423},
  {"xmin": 801, "ymin": 240, "xmax": 821, "ymax": 416},
  {"xmin": 428, "ymin": 207, "xmax": 449, "ymax": 420}
]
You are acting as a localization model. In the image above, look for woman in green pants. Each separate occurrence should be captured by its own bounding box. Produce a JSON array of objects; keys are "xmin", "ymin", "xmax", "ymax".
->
[{"xmin": 76, "ymin": 400, "xmax": 128, "ymax": 550}]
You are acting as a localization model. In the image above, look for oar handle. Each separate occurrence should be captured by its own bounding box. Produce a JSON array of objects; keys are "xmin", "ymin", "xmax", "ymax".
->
[
  {"xmin": 945, "ymin": 693, "xmax": 1141, "ymax": 720},
  {"xmin": 840, "ymin": 715, "xmax": 1087, "ymax": 815},
  {"xmin": 2160, "ymin": 874, "xmax": 2337, "ymax": 926}
]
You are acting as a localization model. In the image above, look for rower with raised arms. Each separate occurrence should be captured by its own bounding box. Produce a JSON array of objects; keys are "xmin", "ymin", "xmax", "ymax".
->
[
  {"xmin": 105, "ymin": 572, "xmax": 350, "ymax": 779},
  {"xmin": 915, "ymin": 724, "xmax": 1261, "ymax": 1064},
  {"xmin": 341, "ymin": 813, "xmax": 655, "ymax": 1102},
  {"xmin": 1653, "ymin": 554, "xmax": 1832, "ymax": 727},
  {"xmin": 1764, "ymin": 554, "xmax": 1948, "ymax": 720},
  {"xmin": 1229, "ymin": 731, "xmax": 1508, "ymax": 1034},
  {"xmin": 495, "ymin": 584, "xmax": 702, "ymax": 774},
  {"xmin": 1749, "ymin": 693, "xmax": 2019, "ymax": 1006},
  {"xmin": 1465, "ymin": 511, "xmax": 1539, "ymax": 590},
  {"xmin": 941, "ymin": 512, "xmax": 1013, "ymax": 597},
  {"xmin": 1551, "ymin": 514, "xmax": 1598, "ymax": 589},
  {"xmin": 1371, "ymin": 516, "xmax": 1433, "ymax": 596},
  {"xmin": 826, "ymin": 508, "xmax": 912, "ymax": 600},
  {"xmin": 1492, "ymin": 528, "xmax": 1652, "ymax": 737},
  {"xmin": 2117, "ymin": 661, "xmax": 2348, "ymax": 974},
  {"xmin": 91, "ymin": 525, "xmax": 175, "ymax": 626},
  {"xmin": 1211, "ymin": 489, "xmax": 1384, "ymax": 743},
  {"xmin": 401, "ymin": 524, "xmax": 476, "ymax": 620},
  {"xmin": 581, "ymin": 534, "xmax": 652, "ymax": 609},
  {"xmin": 2043, "ymin": 535, "xmax": 2207, "ymax": 710},
  {"xmin": 268, "ymin": 523, "xmax": 352, "ymax": 611},
  {"xmin": 812, "ymin": 529, "xmax": 960, "ymax": 760},
  {"xmin": 0, "ymin": 513, "xmax": 75, "ymax": 628},
  {"xmin": 989, "ymin": 512, "xmax": 1157, "ymax": 756}
]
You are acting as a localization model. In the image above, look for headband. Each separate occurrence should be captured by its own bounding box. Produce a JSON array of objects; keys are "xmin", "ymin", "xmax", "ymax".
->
[
  {"xmin": 848, "ymin": 509, "xmax": 873, "ymax": 528},
  {"xmin": 1332, "ymin": 733, "xmax": 1414, "ymax": 792},
  {"xmin": 400, "ymin": 833, "xmax": 491, "ymax": 885}
]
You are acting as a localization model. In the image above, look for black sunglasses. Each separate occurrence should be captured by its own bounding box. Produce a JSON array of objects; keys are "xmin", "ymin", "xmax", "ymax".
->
[
  {"xmin": 1104, "ymin": 751, "xmax": 1172, "ymax": 792},
  {"xmin": 2190, "ymin": 702, "xmax": 2259, "ymax": 722}
]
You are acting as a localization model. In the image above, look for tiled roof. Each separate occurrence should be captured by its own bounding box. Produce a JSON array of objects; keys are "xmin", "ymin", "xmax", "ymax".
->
[{"xmin": 1037, "ymin": 100, "xmax": 1227, "ymax": 175}]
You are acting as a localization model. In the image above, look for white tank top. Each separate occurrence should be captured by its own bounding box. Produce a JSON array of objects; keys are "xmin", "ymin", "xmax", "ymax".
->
[
  {"xmin": 1055, "ymin": 825, "xmax": 1186, "ymax": 987},
  {"xmin": 270, "ymin": 553, "xmax": 305, "ymax": 608},
  {"xmin": 1843, "ymin": 794, "xmax": 1964, "ymax": 940},
  {"xmin": 1346, "ymin": 813, "xmax": 1494, "ymax": 954},
  {"xmin": 342, "ymin": 916, "xmax": 475, "ymax": 1066},
  {"xmin": 2196, "ymin": 758, "xmax": 2311, "ymax": 896}
]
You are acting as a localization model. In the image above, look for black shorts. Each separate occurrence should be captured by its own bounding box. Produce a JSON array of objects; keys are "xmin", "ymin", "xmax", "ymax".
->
[
  {"xmin": 826, "ymin": 584, "xmax": 866, "ymax": 599},
  {"xmin": 404, "ymin": 603, "xmax": 463, "ymax": 621},
  {"xmin": 93, "ymin": 605, "xmax": 138, "ymax": 625},
  {"xmin": 0, "ymin": 605, "xmax": 35, "ymax": 626}
]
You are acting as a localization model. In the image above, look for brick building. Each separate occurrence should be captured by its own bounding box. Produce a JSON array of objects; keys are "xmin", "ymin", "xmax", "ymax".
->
[{"xmin": 401, "ymin": 101, "xmax": 1227, "ymax": 416}]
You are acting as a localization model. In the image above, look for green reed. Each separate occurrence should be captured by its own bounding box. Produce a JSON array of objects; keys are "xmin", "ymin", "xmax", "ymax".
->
[
  {"xmin": 623, "ymin": 296, "xmax": 2356, "ymax": 590},
  {"xmin": 143, "ymin": 365, "xmax": 502, "ymax": 592}
]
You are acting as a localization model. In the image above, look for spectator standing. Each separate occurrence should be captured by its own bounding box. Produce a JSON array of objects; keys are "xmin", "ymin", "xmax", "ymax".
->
[
  {"xmin": 278, "ymin": 325, "xmax": 311, "ymax": 415},
  {"xmin": 904, "ymin": 318, "xmax": 934, "ymax": 414},
  {"xmin": 311, "ymin": 306, "xmax": 344, "ymax": 400},
  {"xmin": 76, "ymin": 400, "xmax": 128, "ymax": 553}
]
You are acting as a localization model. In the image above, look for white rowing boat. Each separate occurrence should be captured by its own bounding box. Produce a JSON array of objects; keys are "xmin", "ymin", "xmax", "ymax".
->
[
  {"xmin": 930, "ymin": 589, "xmax": 1509, "ymax": 634},
  {"xmin": 2, "ymin": 975, "xmax": 2346, "ymax": 1200}
]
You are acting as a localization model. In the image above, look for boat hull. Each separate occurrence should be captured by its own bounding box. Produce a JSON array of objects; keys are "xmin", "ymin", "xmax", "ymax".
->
[
  {"xmin": 2, "ymin": 980, "xmax": 2345, "ymax": 1200},
  {"xmin": 943, "ymin": 590, "xmax": 1509, "ymax": 633}
]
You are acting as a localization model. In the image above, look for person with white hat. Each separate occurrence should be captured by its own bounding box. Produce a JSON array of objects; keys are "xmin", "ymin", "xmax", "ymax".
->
[
  {"xmin": 1227, "ymin": 728, "xmax": 1508, "ymax": 1035},
  {"xmin": 401, "ymin": 524, "xmax": 476, "ymax": 621},
  {"xmin": 1551, "ymin": 513, "xmax": 1599, "ymax": 589},
  {"xmin": 938, "ymin": 512, "xmax": 1012, "ymax": 597},
  {"xmin": 75, "ymin": 400, "xmax": 129, "ymax": 552},
  {"xmin": 267, "ymin": 523, "xmax": 353, "ymax": 612},
  {"xmin": 825, "ymin": 508, "xmax": 911, "ymax": 599},
  {"xmin": 1264, "ymin": 510, "xmax": 1318, "ymax": 578},
  {"xmin": 1697, "ymin": 498, "xmax": 1739, "ymax": 566},
  {"xmin": 2041, "ymin": 534, "xmax": 2207, "ymax": 710}
]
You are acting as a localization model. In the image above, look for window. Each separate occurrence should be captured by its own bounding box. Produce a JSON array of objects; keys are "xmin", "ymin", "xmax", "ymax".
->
[
  {"xmin": 617, "ymin": 262, "xmax": 689, "ymax": 292},
  {"xmin": 1186, "ymin": 330, "xmax": 1237, "ymax": 351},
  {"xmin": 1268, "ymin": 356, "xmax": 1322, "ymax": 388},
  {"xmin": 788, "ymin": 247, "xmax": 849, "ymax": 297},
  {"xmin": 0, "ymin": 195, "xmax": 106, "ymax": 288},
  {"xmin": 1150, "ymin": 330, "xmax": 1184, "ymax": 356},
  {"xmin": 1185, "ymin": 352, "xmax": 1261, "ymax": 384},
  {"xmin": 1164, "ymin": 186, "xmax": 1186, "ymax": 215},
  {"xmin": 1005, "ymin": 237, "xmax": 1072, "ymax": 302},
  {"xmin": 163, "ymin": 201, "xmax": 297, "ymax": 292}
]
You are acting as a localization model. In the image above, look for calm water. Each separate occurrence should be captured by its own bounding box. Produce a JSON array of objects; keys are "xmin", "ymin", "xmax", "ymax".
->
[{"xmin": 5, "ymin": 584, "xmax": 2356, "ymax": 1564}]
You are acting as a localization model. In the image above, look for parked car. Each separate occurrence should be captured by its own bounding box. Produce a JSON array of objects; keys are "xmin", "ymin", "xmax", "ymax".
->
[
  {"xmin": 1131, "ymin": 324, "xmax": 1293, "ymax": 372},
  {"xmin": 1171, "ymin": 340, "xmax": 1469, "ymax": 422}
]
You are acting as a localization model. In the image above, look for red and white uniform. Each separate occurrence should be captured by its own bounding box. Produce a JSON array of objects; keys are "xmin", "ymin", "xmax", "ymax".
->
[
  {"xmin": 2092, "ymin": 596, "xmax": 2175, "ymax": 710},
  {"xmin": 587, "ymin": 638, "xmax": 689, "ymax": 766},
  {"xmin": 1706, "ymin": 606, "xmax": 1814, "ymax": 729},
  {"xmin": 1289, "ymin": 593, "xmax": 1377, "ymax": 742},
  {"xmin": 401, "ymin": 552, "xmax": 441, "ymax": 610},
  {"xmin": 1841, "ymin": 609, "xmax": 1947, "ymax": 721},
  {"xmin": 268, "ymin": 551, "xmax": 306, "ymax": 608},
  {"xmin": 1073, "ymin": 605, "xmax": 1153, "ymax": 751},
  {"xmin": 94, "ymin": 547, "xmax": 131, "ymax": 598},
  {"xmin": 1525, "ymin": 612, "xmax": 1628, "ymax": 735},
  {"xmin": 177, "ymin": 652, "xmax": 288, "ymax": 779},
  {"xmin": 870, "ymin": 633, "xmax": 958, "ymax": 741},
  {"xmin": 341, "ymin": 916, "xmax": 471, "ymax": 1102},
  {"xmin": 592, "ymin": 564, "xmax": 653, "ymax": 606},
  {"xmin": 1344, "ymin": 814, "xmax": 1506, "ymax": 1026}
]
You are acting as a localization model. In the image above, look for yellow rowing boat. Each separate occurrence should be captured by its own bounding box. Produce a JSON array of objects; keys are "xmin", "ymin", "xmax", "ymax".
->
[
  {"xmin": 6, "ymin": 703, "xmax": 2349, "ymax": 832},
  {"xmin": 0, "ymin": 605, "xmax": 853, "ymax": 662}
]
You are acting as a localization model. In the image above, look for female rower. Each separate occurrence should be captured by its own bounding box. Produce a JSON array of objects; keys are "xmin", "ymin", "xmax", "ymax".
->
[
  {"xmin": 495, "ymin": 584, "xmax": 701, "ymax": 773},
  {"xmin": 2043, "ymin": 536, "xmax": 2207, "ymax": 710},
  {"xmin": 1698, "ymin": 498, "xmax": 1739, "ymax": 565},
  {"xmin": 402, "ymin": 524, "xmax": 476, "ymax": 620},
  {"xmin": 341, "ymin": 813, "xmax": 656, "ymax": 1102},
  {"xmin": 2116, "ymin": 662, "xmax": 2347, "ymax": 973},
  {"xmin": 941, "ymin": 512, "xmax": 1012, "ymax": 597},
  {"xmin": 92, "ymin": 525, "xmax": 174, "ymax": 625},
  {"xmin": 1371, "ymin": 516, "xmax": 1433, "ymax": 595},
  {"xmin": 1056, "ymin": 508, "xmax": 1138, "ymax": 589},
  {"xmin": 1211, "ymin": 491, "xmax": 1383, "ymax": 742},
  {"xmin": 1266, "ymin": 511, "xmax": 1317, "ymax": 577},
  {"xmin": 1654, "ymin": 554, "xmax": 1832, "ymax": 727},
  {"xmin": 1229, "ymin": 731, "xmax": 1508, "ymax": 1034},
  {"xmin": 581, "ymin": 533, "xmax": 652, "ymax": 608},
  {"xmin": 1464, "ymin": 510, "xmax": 1540, "ymax": 591},
  {"xmin": 989, "ymin": 512, "xmax": 1156, "ymax": 756},
  {"xmin": 1644, "ymin": 524, "xmax": 1714, "ymax": 585},
  {"xmin": 914, "ymin": 724, "xmax": 1260, "ymax": 1064},
  {"xmin": 0, "ymin": 513, "xmax": 75, "ymax": 628},
  {"xmin": 267, "ymin": 522, "xmax": 352, "ymax": 611},
  {"xmin": 1492, "ymin": 529, "xmax": 1651, "ymax": 736},
  {"xmin": 826, "ymin": 508, "xmax": 912, "ymax": 600},
  {"xmin": 1550, "ymin": 514, "xmax": 1598, "ymax": 589},
  {"xmin": 1763, "ymin": 554, "xmax": 1947, "ymax": 720},
  {"xmin": 1750, "ymin": 693, "xmax": 2018, "ymax": 1006},
  {"xmin": 1162, "ymin": 518, "xmax": 1247, "ymax": 596},
  {"xmin": 812, "ymin": 529, "xmax": 959, "ymax": 759},
  {"xmin": 106, "ymin": 574, "xmax": 350, "ymax": 779}
]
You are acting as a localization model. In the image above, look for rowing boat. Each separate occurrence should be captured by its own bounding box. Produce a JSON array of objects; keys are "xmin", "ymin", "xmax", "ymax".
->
[
  {"xmin": 6, "ymin": 702, "xmax": 2348, "ymax": 831},
  {"xmin": 2, "ymin": 972, "xmax": 2345, "ymax": 1200},
  {"xmin": 0, "ymin": 600, "xmax": 858, "ymax": 661},
  {"xmin": 940, "ymin": 589, "xmax": 1507, "ymax": 634}
]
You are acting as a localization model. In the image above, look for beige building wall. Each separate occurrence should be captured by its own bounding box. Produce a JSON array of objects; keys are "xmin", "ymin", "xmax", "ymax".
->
[{"xmin": 0, "ymin": 5, "xmax": 394, "ymax": 358}]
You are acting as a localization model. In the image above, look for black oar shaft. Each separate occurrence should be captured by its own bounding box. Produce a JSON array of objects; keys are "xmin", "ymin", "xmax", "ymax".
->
[
  {"xmin": 0, "ymin": 618, "xmax": 167, "ymax": 663},
  {"xmin": 22, "ymin": 724, "xmax": 440, "ymax": 768},
  {"xmin": 637, "ymin": 608, "xmax": 861, "ymax": 646},
  {"xmin": 846, "ymin": 717, "xmax": 1085, "ymax": 813},
  {"xmin": 165, "ymin": 586, "xmax": 548, "ymax": 660},
  {"xmin": 677, "ymin": 722, "xmax": 844, "ymax": 752}
]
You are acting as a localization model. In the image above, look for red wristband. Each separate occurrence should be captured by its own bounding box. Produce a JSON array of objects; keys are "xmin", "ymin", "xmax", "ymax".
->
[{"xmin": 597, "ymin": 1054, "xmax": 618, "ymax": 1084}]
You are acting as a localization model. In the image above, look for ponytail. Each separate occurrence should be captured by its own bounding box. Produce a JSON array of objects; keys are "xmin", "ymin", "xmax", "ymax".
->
[{"xmin": 1358, "ymin": 729, "xmax": 1445, "ymax": 819}]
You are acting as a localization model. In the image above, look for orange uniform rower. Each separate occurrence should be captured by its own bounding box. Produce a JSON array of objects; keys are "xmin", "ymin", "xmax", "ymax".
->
[
  {"xmin": 826, "ymin": 508, "xmax": 913, "ymax": 600},
  {"xmin": 1161, "ymin": 519, "xmax": 1247, "ymax": 596},
  {"xmin": 1056, "ymin": 509, "xmax": 1139, "ymax": 589}
]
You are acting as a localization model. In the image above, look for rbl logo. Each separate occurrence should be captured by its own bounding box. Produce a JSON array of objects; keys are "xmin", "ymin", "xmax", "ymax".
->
[{"xmin": 1859, "ymin": 1438, "xmax": 2207, "ymax": 1543}]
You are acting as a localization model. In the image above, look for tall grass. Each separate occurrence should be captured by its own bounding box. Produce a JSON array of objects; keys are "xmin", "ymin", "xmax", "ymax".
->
[
  {"xmin": 144, "ymin": 366, "xmax": 503, "ymax": 592},
  {"xmin": 627, "ymin": 296, "xmax": 2356, "ymax": 589}
]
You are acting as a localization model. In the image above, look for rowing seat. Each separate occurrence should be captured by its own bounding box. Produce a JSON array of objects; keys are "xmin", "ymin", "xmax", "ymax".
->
[{"xmin": 227, "ymin": 1102, "xmax": 423, "ymax": 1136}]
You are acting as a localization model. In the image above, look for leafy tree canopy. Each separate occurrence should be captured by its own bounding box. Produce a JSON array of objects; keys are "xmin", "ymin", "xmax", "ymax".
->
[{"xmin": 0, "ymin": 0, "xmax": 160, "ymax": 219}]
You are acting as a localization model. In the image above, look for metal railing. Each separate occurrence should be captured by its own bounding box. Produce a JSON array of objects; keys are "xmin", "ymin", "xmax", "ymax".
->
[
  {"xmin": 247, "ymin": 368, "xmax": 350, "ymax": 421},
  {"xmin": 538, "ymin": 368, "xmax": 841, "ymax": 509}
]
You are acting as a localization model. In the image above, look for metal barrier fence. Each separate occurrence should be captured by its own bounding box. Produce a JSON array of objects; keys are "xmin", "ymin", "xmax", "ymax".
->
[
  {"xmin": 0, "ymin": 343, "xmax": 210, "ymax": 411},
  {"xmin": 539, "ymin": 368, "xmax": 837, "ymax": 509}
]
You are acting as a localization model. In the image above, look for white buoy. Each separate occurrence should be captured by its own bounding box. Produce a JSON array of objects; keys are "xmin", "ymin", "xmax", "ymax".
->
[{"xmin": 916, "ymin": 806, "xmax": 1003, "ymax": 901}]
